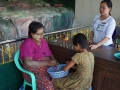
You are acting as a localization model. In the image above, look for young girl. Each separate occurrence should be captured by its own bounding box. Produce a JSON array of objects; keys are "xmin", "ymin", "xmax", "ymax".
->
[{"xmin": 53, "ymin": 33, "xmax": 94, "ymax": 90}]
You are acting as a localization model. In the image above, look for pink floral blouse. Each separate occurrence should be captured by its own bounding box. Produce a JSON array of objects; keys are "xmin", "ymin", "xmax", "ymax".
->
[{"xmin": 20, "ymin": 38, "xmax": 52, "ymax": 61}]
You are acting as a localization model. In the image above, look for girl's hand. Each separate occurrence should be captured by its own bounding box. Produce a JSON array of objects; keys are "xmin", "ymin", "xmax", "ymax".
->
[
  {"xmin": 66, "ymin": 61, "xmax": 69, "ymax": 64},
  {"xmin": 66, "ymin": 61, "xmax": 77, "ymax": 69},
  {"xmin": 63, "ymin": 66, "xmax": 66, "ymax": 71},
  {"xmin": 62, "ymin": 61, "xmax": 69, "ymax": 71}
]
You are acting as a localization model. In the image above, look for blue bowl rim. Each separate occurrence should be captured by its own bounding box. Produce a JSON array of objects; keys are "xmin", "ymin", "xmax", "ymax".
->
[
  {"xmin": 114, "ymin": 53, "xmax": 120, "ymax": 59},
  {"xmin": 47, "ymin": 64, "xmax": 68, "ymax": 73}
]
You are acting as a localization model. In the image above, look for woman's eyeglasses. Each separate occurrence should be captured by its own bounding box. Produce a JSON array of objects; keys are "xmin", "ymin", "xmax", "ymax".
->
[{"xmin": 35, "ymin": 33, "xmax": 44, "ymax": 37}]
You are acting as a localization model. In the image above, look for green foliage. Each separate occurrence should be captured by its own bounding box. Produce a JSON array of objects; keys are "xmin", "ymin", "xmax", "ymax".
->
[
  {"xmin": 25, "ymin": 0, "xmax": 45, "ymax": 5},
  {"xmin": 53, "ymin": 0, "xmax": 62, "ymax": 4},
  {"xmin": 0, "ymin": 0, "xmax": 5, "ymax": 1},
  {"xmin": 62, "ymin": 0, "xmax": 75, "ymax": 11},
  {"xmin": 43, "ymin": 0, "xmax": 75, "ymax": 11}
]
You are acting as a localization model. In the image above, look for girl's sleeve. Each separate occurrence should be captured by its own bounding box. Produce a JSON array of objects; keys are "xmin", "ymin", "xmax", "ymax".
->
[{"xmin": 72, "ymin": 53, "xmax": 82, "ymax": 64}]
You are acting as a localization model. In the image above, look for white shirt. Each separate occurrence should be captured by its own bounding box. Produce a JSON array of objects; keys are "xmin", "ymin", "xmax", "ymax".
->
[{"xmin": 92, "ymin": 15, "xmax": 116, "ymax": 46}]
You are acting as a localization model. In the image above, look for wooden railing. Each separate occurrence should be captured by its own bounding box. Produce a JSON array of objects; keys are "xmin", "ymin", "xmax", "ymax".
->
[{"xmin": 0, "ymin": 25, "xmax": 92, "ymax": 65}]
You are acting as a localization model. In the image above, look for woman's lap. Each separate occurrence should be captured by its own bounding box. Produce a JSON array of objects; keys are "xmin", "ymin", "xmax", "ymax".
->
[{"xmin": 22, "ymin": 64, "xmax": 54, "ymax": 90}]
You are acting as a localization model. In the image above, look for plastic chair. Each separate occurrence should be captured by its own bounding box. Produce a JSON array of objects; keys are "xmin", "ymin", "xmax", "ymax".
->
[
  {"xmin": 112, "ymin": 26, "xmax": 120, "ymax": 42},
  {"xmin": 114, "ymin": 35, "xmax": 120, "ymax": 48},
  {"xmin": 88, "ymin": 86, "xmax": 92, "ymax": 90},
  {"xmin": 14, "ymin": 50, "xmax": 36, "ymax": 90}
]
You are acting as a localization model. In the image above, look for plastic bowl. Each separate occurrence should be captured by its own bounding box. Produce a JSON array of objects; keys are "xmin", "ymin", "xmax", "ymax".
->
[
  {"xmin": 47, "ymin": 64, "xmax": 69, "ymax": 78},
  {"xmin": 114, "ymin": 53, "xmax": 120, "ymax": 59}
]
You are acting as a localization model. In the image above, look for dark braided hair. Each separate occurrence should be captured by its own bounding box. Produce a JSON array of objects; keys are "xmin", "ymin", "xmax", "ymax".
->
[
  {"xmin": 28, "ymin": 21, "xmax": 44, "ymax": 38},
  {"xmin": 73, "ymin": 33, "xmax": 88, "ymax": 50}
]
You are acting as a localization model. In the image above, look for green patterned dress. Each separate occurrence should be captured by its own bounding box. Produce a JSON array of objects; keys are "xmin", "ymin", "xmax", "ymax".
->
[{"xmin": 53, "ymin": 52, "xmax": 94, "ymax": 90}]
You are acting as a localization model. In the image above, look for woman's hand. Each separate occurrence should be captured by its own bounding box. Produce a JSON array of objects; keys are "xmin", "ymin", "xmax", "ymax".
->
[
  {"xmin": 88, "ymin": 39, "xmax": 93, "ymax": 45},
  {"xmin": 89, "ymin": 37, "xmax": 110, "ymax": 50},
  {"xmin": 89, "ymin": 44, "xmax": 98, "ymax": 50},
  {"xmin": 47, "ymin": 59, "xmax": 58, "ymax": 66}
]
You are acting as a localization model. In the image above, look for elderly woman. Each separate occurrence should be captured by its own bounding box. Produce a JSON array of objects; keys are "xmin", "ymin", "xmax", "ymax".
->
[{"xmin": 20, "ymin": 21, "xmax": 57, "ymax": 90}]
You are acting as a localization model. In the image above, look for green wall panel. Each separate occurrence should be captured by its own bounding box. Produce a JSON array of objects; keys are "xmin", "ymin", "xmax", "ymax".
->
[{"xmin": 0, "ymin": 62, "xmax": 23, "ymax": 90}]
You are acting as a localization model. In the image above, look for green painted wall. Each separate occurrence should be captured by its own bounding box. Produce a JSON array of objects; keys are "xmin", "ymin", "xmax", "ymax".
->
[
  {"xmin": 0, "ymin": 62, "xmax": 23, "ymax": 90},
  {"xmin": 0, "ymin": 61, "xmax": 33, "ymax": 90}
]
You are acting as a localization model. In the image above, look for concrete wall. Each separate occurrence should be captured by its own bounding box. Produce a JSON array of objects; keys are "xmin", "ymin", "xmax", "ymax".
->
[{"xmin": 75, "ymin": 0, "xmax": 120, "ymax": 26}]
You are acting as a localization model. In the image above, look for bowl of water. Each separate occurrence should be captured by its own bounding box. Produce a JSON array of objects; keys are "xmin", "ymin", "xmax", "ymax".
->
[
  {"xmin": 114, "ymin": 53, "xmax": 120, "ymax": 59},
  {"xmin": 47, "ymin": 64, "xmax": 69, "ymax": 78}
]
